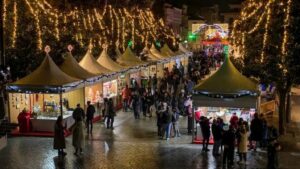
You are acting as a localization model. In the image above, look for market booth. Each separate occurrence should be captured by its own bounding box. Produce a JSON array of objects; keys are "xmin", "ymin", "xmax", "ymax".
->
[
  {"xmin": 192, "ymin": 53, "xmax": 258, "ymax": 143},
  {"xmin": 149, "ymin": 44, "xmax": 167, "ymax": 78},
  {"xmin": 60, "ymin": 52, "xmax": 104, "ymax": 120},
  {"xmin": 160, "ymin": 44, "xmax": 177, "ymax": 72},
  {"xmin": 117, "ymin": 47, "xmax": 148, "ymax": 88},
  {"xmin": 7, "ymin": 54, "xmax": 83, "ymax": 133},
  {"xmin": 97, "ymin": 49, "xmax": 129, "ymax": 106},
  {"xmin": 178, "ymin": 43, "xmax": 192, "ymax": 72},
  {"xmin": 79, "ymin": 49, "xmax": 115, "ymax": 113}
]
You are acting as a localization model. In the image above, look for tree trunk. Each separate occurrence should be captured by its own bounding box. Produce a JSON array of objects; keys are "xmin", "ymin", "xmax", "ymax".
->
[
  {"xmin": 278, "ymin": 89, "xmax": 287, "ymax": 135},
  {"xmin": 286, "ymin": 91, "xmax": 292, "ymax": 124}
]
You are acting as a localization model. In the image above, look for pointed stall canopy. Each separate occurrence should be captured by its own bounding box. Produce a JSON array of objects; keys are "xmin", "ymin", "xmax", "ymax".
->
[
  {"xmin": 79, "ymin": 49, "xmax": 112, "ymax": 75},
  {"xmin": 194, "ymin": 55, "xmax": 258, "ymax": 96},
  {"xmin": 115, "ymin": 47, "xmax": 123, "ymax": 59},
  {"xmin": 149, "ymin": 44, "xmax": 165, "ymax": 59},
  {"xmin": 160, "ymin": 44, "xmax": 175, "ymax": 57},
  {"xmin": 60, "ymin": 52, "xmax": 96, "ymax": 79},
  {"xmin": 179, "ymin": 43, "xmax": 190, "ymax": 54},
  {"xmin": 142, "ymin": 46, "xmax": 160, "ymax": 61},
  {"xmin": 97, "ymin": 49, "xmax": 126, "ymax": 72},
  {"xmin": 117, "ymin": 47, "xmax": 147, "ymax": 67},
  {"xmin": 7, "ymin": 54, "xmax": 82, "ymax": 93}
]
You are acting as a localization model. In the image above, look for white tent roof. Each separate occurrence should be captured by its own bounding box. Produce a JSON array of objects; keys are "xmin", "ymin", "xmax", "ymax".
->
[
  {"xmin": 79, "ymin": 49, "xmax": 111, "ymax": 74},
  {"xmin": 97, "ymin": 49, "xmax": 126, "ymax": 71}
]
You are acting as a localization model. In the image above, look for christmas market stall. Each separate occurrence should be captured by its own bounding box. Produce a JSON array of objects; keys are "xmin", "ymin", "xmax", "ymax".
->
[
  {"xmin": 149, "ymin": 44, "xmax": 168, "ymax": 78},
  {"xmin": 6, "ymin": 50, "xmax": 84, "ymax": 133},
  {"xmin": 117, "ymin": 47, "xmax": 149, "ymax": 88},
  {"xmin": 79, "ymin": 47, "xmax": 116, "ymax": 111},
  {"xmin": 60, "ymin": 49, "xmax": 103, "ymax": 120},
  {"xmin": 160, "ymin": 44, "xmax": 177, "ymax": 72},
  {"xmin": 192, "ymin": 52, "xmax": 259, "ymax": 143},
  {"xmin": 178, "ymin": 43, "xmax": 193, "ymax": 73},
  {"xmin": 97, "ymin": 47, "xmax": 129, "ymax": 107}
]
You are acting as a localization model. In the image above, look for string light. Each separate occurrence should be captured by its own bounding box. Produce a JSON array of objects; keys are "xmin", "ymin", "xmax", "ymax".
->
[
  {"xmin": 261, "ymin": 0, "xmax": 273, "ymax": 62},
  {"xmin": 3, "ymin": 0, "xmax": 7, "ymax": 29},
  {"xmin": 281, "ymin": 0, "xmax": 292, "ymax": 57},
  {"xmin": 232, "ymin": 0, "xmax": 290, "ymax": 62},
  {"xmin": 55, "ymin": 13, "xmax": 59, "ymax": 40},
  {"xmin": 24, "ymin": 0, "xmax": 42, "ymax": 50},
  {"xmin": 4, "ymin": 0, "xmax": 173, "ymax": 51},
  {"xmin": 12, "ymin": 1, "xmax": 17, "ymax": 48}
]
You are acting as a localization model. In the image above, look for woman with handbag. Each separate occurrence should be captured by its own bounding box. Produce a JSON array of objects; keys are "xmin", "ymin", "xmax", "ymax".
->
[{"xmin": 53, "ymin": 116, "xmax": 66, "ymax": 157}]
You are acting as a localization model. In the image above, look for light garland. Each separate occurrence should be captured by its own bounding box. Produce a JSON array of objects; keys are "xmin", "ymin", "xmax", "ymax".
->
[
  {"xmin": 281, "ymin": 0, "xmax": 292, "ymax": 57},
  {"xmin": 232, "ymin": 0, "xmax": 291, "ymax": 62},
  {"xmin": 261, "ymin": 0, "xmax": 273, "ymax": 62},
  {"xmin": 24, "ymin": 0, "xmax": 42, "ymax": 50},
  {"xmin": 4, "ymin": 0, "xmax": 174, "ymax": 51},
  {"xmin": 12, "ymin": 1, "xmax": 17, "ymax": 48},
  {"xmin": 3, "ymin": 0, "xmax": 7, "ymax": 29}
]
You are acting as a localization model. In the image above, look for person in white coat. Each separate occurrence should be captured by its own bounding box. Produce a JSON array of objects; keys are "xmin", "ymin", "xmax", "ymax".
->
[{"xmin": 238, "ymin": 123, "xmax": 249, "ymax": 165}]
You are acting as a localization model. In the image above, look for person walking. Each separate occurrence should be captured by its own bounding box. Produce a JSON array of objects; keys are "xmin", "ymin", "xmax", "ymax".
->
[
  {"xmin": 121, "ymin": 85, "xmax": 130, "ymax": 112},
  {"xmin": 249, "ymin": 113, "xmax": 263, "ymax": 151},
  {"xmin": 72, "ymin": 104, "xmax": 85, "ymax": 156},
  {"xmin": 230, "ymin": 112, "xmax": 239, "ymax": 129},
  {"xmin": 212, "ymin": 119, "xmax": 222, "ymax": 156},
  {"xmin": 72, "ymin": 104, "xmax": 85, "ymax": 122},
  {"xmin": 172, "ymin": 107, "xmax": 181, "ymax": 137},
  {"xmin": 86, "ymin": 101, "xmax": 95, "ymax": 134},
  {"xmin": 106, "ymin": 98, "xmax": 115, "ymax": 129},
  {"xmin": 102, "ymin": 98, "xmax": 109, "ymax": 122},
  {"xmin": 132, "ymin": 91, "xmax": 140, "ymax": 119},
  {"xmin": 200, "ymin": 117, "xmax": 211, "ymax": 152},
  {"xmin": 53, "ymin": 116, "xmax": 66, "ymax": 157},
  {"xmin": 238, "ymin": 124, "xmax": 249, "ymax": 165},
  {"xmin": 222, "ymin": 125, "xmax": 236, "ymax": 167},
  {"xmin": 161, "ymin": 105, "xmax": 173, "ymax": 140}
]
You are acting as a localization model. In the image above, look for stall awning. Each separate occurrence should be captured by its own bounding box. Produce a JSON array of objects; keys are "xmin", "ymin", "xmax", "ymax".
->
[
  {"xmin": 79, "ymin": 49, "xmax": 111, "ymax": 75},
  {"xmin": 60, "ymin": 52, "xmax": 96, "ymax": 79},
  {"xmin": 193, "ymin": 95, "xmax": 257, "ymax": 108},
  {"xmin": 149, "ymin": 44, "xmax": 166, "ymax": 59},
  {"xmin": 179, "ymin": 43, "xmax": 190, "ymax": 54},
  {"xmin": 115, "ymin": 47, "xmax": 122, "ymax": 59},
  {"xmin": 143, "ymin": 46, "xmax": 160, "ymax": 61},
  {"xmin": 117, "ymin": 47, "xmax": 146, "ymax": 66},
  {"xmin": 97, "ymin": 50, "xmax": 126, "ymax": 72},
  {"xmin": 161, "ymin": 44, "xmax": 175, "ymax": 57},
  {"xmin": 194, "ymin": 55, "xmax": 258, "ymax": 95},
  {"xmin": 7, "ymin": 54, "xmax": 83, "ymax": 93}
]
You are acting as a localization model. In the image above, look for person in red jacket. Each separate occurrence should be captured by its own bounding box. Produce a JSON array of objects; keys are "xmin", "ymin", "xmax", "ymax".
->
[
  {"xmin": 121, "ymin": 85, "xmax": 131, "ymax": 112},
  {"xmin": 230, "ymin": 112, "xmax": 239, "ymax": 129}
]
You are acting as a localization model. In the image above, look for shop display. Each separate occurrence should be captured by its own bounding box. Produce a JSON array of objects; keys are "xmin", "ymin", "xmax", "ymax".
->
[
  {"xmin": 103, "ymin": 80, "xmax": 118, "ymax": 98},
  {"xmin": 197, "ymin": 106, "xmax": 254, "ymax": 123}
]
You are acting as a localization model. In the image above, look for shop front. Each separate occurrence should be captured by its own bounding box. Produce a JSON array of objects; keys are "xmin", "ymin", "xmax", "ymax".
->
[
  {"xmin": 6, "ymin": 53, "xmax": 83, "ymax": 133},
  {"xmin": 192, "ymin": 52, "xmax": 258, "ymax": 143}
]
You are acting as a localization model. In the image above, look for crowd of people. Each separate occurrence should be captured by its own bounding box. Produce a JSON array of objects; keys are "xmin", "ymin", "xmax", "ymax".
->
[
  {"xmin": 196, "ymin": 112, "xmax": 280, "ymax": 168},
  {"xmin": 52, "ymin": 50, "xmax": 281, "ymax": 169}
]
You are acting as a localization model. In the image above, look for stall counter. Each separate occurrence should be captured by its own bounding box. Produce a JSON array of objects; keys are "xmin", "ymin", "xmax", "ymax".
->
[{"xmin": 31, "ymin": 111, "xmax": 75, "ymax": 132}]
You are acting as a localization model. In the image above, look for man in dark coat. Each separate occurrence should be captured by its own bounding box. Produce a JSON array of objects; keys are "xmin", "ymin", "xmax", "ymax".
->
[
  {"xmin": 250, "ymin": 113, "xmax": 263, "ymax": 150},
  {"xmin": 200, "ymin": 117, "xmax": 210, "ymax": 152},
  {"xmin": 212, "ymin": 118, "xmax": 222, "ymax": 156},
  {"xmin": 73, "ymin": 104, "xmax": 85, "ymax": 122},
  {"xmin": 86, "ymin": 101, "xmax": 95, "ymax": 134},
  {"xmin": 222, "ymin": 125, "xmax": 236, "ymax": 167}
]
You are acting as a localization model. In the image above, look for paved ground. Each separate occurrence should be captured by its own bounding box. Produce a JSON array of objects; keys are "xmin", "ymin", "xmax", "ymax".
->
[{"xmin": 1, "ymin": 111, "xmax": 300, "ymax": 169}]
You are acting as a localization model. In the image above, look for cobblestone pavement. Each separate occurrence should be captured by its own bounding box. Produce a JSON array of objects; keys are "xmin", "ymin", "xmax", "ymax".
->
[{"xmin": 1, "ymin": 111, "xmax": 300, "ymax": 169}]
